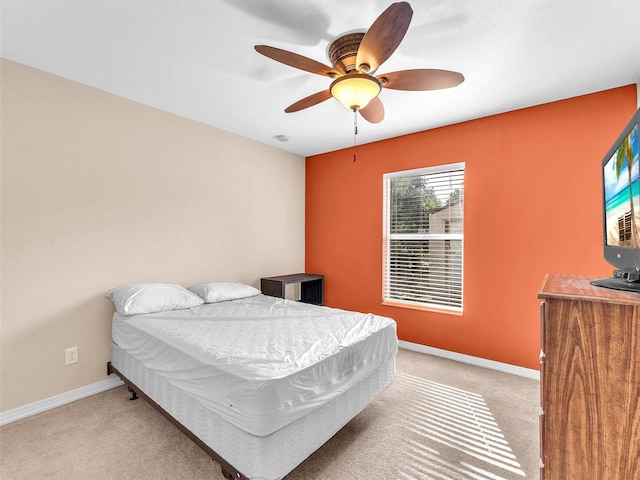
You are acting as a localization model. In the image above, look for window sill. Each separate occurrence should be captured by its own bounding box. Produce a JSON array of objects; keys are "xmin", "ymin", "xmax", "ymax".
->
[{"xmin": 382, "ymin": 299, "xmax": 463, "ymax": 316}]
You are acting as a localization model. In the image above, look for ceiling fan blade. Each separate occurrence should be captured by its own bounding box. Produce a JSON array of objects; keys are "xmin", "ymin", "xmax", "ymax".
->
[
  {"xmin": 285, "ymin": 90, "xmax": 333, "ymax": 113},
  {"xmin": 356, "ymin": 2, "xmax": 413, "ymax": 74},
  {"xmin": 379, "ymin": 69, "xmax": 465, "ymax": 91},
  {"xmin": 255, "ymin": 45, "xmax": 339, "ymax": 78},
  {"xmin": 359, "ymin": 97, "xmax": 384, "ymax": 123}
]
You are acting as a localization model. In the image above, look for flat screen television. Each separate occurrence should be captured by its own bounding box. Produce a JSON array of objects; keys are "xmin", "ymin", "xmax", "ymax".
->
[{"xmin": 592, "ymin": 106, "xmax": 640, "ymax": 292}]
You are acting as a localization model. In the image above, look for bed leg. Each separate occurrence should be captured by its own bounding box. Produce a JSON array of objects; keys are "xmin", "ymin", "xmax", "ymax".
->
[
  {"xmin": 221, "ymin": 466, "xmax": 244, "ymax": 479},
  {"xmin": 127, "ymin": 386, "xmax": 139, "ymax": 401},
  {"xmin": 220, "ymin": 467, "xmax": 233, "ymax": 479}
]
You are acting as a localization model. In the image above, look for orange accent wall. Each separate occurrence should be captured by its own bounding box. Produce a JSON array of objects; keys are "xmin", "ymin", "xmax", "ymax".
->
[{"xmin": 306, "ymin": 86, "xmax": 638, "ymax": 370}]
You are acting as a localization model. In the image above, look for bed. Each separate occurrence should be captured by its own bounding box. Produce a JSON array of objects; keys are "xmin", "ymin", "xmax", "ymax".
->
[{"xmin": 106, "ymin": 282, "xmax": 398, "ymax": 480}]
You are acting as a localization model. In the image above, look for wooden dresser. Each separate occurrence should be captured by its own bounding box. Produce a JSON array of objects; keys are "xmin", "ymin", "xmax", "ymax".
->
[{"xmin": 538, "ymin": 274, "xmax": 640, "ymax": 480}]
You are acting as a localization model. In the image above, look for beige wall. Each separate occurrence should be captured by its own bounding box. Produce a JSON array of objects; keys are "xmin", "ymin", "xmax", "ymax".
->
[{"xmin": 0, "ymin": 60, "xmax": 305, "ymax": 412}]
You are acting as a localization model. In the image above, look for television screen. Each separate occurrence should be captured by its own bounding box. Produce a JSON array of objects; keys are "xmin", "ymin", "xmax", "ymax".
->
[
  {"xmin": 604, "ymin": 122, "xmax": 639, "ymax": 248},
  {"xmin": 592, "ymin": 107, "xmax": 640, "ymax": 292}
]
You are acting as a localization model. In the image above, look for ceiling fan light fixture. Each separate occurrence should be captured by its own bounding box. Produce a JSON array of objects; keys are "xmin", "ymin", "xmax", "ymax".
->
[{"xmin": 330, "ymin": 74, "xmax": 381, "ymax": 111}]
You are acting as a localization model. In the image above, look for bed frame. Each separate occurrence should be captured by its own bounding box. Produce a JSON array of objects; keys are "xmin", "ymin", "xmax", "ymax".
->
[{"xmin": 107, "ymin": 361, "xmax": 247, "ymax": 480}]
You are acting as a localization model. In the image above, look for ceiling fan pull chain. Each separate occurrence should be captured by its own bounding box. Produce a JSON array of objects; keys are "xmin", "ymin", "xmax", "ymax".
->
[
  {"xmin": 353, "ymin": 108, "xmax": 359, "ymax": 138},
  {"xmin": 353, "ymin": 109, "xmax": 358, "ymax": 162}
]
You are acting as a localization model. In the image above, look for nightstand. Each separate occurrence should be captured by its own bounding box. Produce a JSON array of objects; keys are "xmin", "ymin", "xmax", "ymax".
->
[{"xmin": 260, "ymin": 273, "xmax": 324, "ymax": 305}]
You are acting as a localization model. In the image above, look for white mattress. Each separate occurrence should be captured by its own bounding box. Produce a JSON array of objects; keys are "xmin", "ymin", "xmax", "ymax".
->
[{"xmin": 111, "ymin": 294, "xmax": 397, "ymax": 437}]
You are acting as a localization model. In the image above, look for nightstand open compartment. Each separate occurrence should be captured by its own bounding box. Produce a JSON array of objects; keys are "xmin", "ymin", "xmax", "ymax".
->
[{"xmin": 260, "ymin": 273, "xmax": 324, "ymax": 305}]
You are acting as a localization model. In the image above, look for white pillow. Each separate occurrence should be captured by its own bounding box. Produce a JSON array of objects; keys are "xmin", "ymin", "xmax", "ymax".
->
[
  {"xmin": 107, "ymin": 283, "xmax": 204, "ymax": 316},
  {"xmin": 189, "ymin": 282, "xmax": 260, "ymax": 303}
]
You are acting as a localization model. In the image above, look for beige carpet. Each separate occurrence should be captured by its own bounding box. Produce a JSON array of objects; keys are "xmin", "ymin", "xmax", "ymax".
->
[{"xmin": 0, "ymin": 349, "xmax": 540, "ymax": 479}]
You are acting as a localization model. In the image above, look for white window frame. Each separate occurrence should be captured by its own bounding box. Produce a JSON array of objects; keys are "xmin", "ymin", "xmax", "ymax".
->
[{"xmin": 382, "ymin": 162, "xmax": 465, "ymax": 314}]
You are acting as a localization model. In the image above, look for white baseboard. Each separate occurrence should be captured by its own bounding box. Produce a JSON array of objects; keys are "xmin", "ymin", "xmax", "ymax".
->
[
  {"xmin": 399, "ymin": 340, "xmax": 540, "ymax": 381},
  {"xmin": 0, "ymin": 377, "xmax": 124, "ymax": 426}
]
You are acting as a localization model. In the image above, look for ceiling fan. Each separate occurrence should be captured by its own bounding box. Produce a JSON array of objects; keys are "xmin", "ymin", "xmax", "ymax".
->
[{"xmin": 255, "ymin": 2, "xmax": 464, "ymax": 124}]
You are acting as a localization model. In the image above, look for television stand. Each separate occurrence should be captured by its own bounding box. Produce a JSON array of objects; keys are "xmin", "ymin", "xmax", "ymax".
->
[{"xmin": 538, "ymin": 274, "xmax": 640, "ymax": 479}]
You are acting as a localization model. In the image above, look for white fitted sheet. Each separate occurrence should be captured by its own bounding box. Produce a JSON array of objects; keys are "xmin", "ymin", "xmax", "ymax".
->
[{"xmin": 111, "ymin": 294, "xmax": 397, "ymax": 437}]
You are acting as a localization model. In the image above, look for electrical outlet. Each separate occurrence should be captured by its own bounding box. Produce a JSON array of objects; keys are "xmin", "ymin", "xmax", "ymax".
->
[{"xmin": 65, "ymin": 346, "xmax": 78, "ymax": 365}]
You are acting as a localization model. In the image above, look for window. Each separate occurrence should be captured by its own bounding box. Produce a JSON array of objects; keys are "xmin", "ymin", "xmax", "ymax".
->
[{"xmin": 383, "ymin": 162, "xmax": 465, "ymax": 313}]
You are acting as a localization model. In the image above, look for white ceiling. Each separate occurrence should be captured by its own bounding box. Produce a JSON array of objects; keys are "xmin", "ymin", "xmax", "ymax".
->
[{"xmin": 2, "ymin": 0, "xmax": 640, "ymax": 157}]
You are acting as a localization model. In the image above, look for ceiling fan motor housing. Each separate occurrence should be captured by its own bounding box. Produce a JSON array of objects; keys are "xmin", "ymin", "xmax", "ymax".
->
[{"xmin": 327, "ymin": 32, "xmax": 366, "ymax": 74}]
